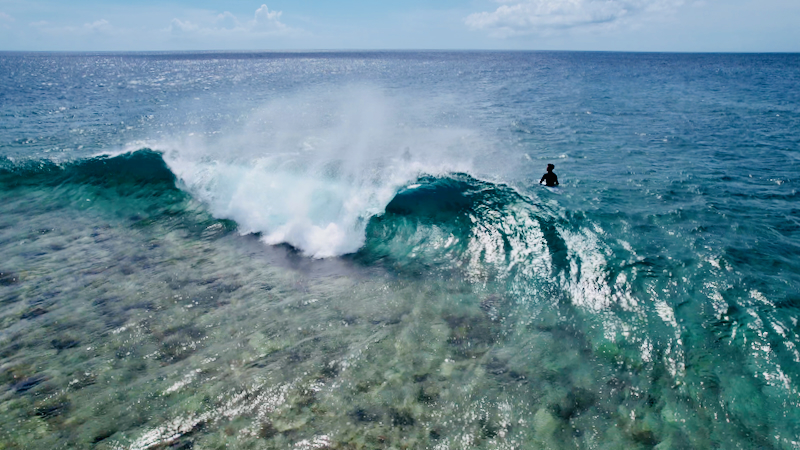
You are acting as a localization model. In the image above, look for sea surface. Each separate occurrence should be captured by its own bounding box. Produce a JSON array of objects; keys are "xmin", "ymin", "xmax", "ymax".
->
[{"xmin": 1, "ymin": 51, "xmax": 799, "ymax": 449}]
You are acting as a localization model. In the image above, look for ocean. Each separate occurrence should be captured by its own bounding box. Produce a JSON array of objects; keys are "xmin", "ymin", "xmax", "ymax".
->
[{"xmin": 0, "ymin": 51, "xmax": 798, "ymax": 449}]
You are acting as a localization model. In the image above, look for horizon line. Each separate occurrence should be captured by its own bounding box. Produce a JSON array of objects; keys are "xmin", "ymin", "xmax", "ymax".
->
[{"xmin": 2, "ymin": 49, "xmax": 799, "ymax": 55}]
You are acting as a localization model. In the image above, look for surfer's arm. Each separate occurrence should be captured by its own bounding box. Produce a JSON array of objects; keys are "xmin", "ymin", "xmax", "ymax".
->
[
  {"xmin": 539, "ymin": 175, "xmax": 545, "ymax": 184},
  {"xmin": 554, "ymin": 175, "xmax": 559, "ymax": 186}
]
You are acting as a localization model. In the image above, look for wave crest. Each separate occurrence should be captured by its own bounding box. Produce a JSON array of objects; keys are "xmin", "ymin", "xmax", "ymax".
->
[
  {"xmin": 0, "ymin": 149, "xmax": 177, "ymax": 191},
  {"xmin": 157, "ymin": 86, "xmax": 480, "ymax": 257}
]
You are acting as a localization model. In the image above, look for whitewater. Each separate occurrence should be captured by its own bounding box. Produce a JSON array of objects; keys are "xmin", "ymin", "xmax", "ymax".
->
[{"xmin": 1, "ymin": 51, "xmax": 799, "ymax": 449}]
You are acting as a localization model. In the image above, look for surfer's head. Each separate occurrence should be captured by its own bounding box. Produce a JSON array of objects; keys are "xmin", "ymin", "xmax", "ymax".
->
[{"xmin": 547, "ymin": 164, "xmax": 554, "ymax": 172}]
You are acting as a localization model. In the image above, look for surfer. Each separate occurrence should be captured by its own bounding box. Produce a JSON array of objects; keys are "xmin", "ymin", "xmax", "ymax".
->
[{"xmin": 539, "ymin": 164, "xmax": 559, "ymax": 187}]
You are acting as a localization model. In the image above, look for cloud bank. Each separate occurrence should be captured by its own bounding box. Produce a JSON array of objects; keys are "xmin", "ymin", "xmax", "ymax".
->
[
  {"xmin": 29, "ymin": 17, "xmax": 116, "ymax": 36},
  {"xmin": 466, "ymin": 0, "xmax": 684, "ymax": 37},
  {"xmin": 168, "ymin": 4, "xmax": 297, "ymax": 37},
  {"xmin": 9, "ymin": 3, "xmax": 301, "ymax": 51}
]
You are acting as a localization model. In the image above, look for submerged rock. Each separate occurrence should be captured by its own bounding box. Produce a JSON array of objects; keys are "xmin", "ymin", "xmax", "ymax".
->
[
  {"xmin": 631, "ymin": 427, "xmax": 659, "ymax": 446},
  {"xmin": 479, "ymin": 293, "xmax": 502, "ymax": 319},
  {"xmin": 390, "ymin": 408, "xmax": 415, "ymax": 427},
  {"xmin": 258, "ymin": 421, "xmax": 278, "ymax": 439},
  {"xmin": 479, "ymin": 417, "xmax": 500, "ymax": 438},
  {"xmin": 34, "ymin": 398, "xmax": 71, "ymax": 420},
  {"xmin": 12, "ymin": 374, "xmax": 46, "ymax": 393},
  {"xmin": 412, "ymin": 373, "xmax": 429, "ymax": 383},
  {"xmin": 443, "ymin": 313, "xmax": 498, "ymax": 358},
  {"xmin": 20, "ymin": 306, "xmax": 48, "ymax": 320},
  {"xmin": 416, "ymin": 385, "xmax": 439, "ymax": 404},
  {"xmin": 91, "ymin": 427, "xmax": 118, "ymax": 444},
  {"xmin": 0, "ymin": 271, "xmax": 19, "ymax": 285},
  {"xmin": 51, "ymin": 337, "xmax": 80, "ymax": 352},
  {"xmin": 550, "ymin": 388, "xmax": 596, "ymax": 420},
  {"xmin": 318, "ymin": 361, "xmax": 339, "ymax": 380},
  {"xmin": 350, "ymin": 407, "xmax": 382, "ymax": 423}
]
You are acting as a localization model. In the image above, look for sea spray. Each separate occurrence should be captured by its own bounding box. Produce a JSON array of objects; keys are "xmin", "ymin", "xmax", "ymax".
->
[{"xmin": 158, "ymin": 86, "xmax": 480, "ymax": 257}]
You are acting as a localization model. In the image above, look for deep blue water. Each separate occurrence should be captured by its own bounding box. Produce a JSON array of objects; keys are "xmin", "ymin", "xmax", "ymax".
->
[{"xmin": 1, "ymin": 51, "xmax": 799, "ymax": 449}]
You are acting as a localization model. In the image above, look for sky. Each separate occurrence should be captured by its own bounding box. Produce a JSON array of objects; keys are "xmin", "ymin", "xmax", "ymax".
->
[{"xmin": 0, "ymin": 0, "xmax": 798, "ymax": 52}]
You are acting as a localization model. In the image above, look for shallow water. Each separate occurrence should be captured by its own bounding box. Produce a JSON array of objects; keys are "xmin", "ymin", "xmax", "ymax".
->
[{"xmin": 1, "ymin": 51, "xmax": 799, "ymax": 449}]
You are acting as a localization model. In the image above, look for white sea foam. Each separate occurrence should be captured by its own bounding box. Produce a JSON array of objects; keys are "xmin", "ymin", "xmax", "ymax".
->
[{"xmin": 153, "ymin": 86, "xmax": 480, "ymax": 257}]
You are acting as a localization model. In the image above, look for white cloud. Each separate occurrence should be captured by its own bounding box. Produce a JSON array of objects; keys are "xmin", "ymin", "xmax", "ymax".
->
[
  {"xmin": 84, "ymin": 19, "xmax": 112, "ymax": 33},
  {"xmin": 0, "ymin": 11, "xmax": 13, "ymax": 29},
  {"xmin": 169, "ymin": 18, "xmax": 199, "ymax": 34},
  {"xmin": 466, "ymin": 0, "xmax": 684, "ymax": 37},
  {"xmin": 215, "ymin": 11, "xmax": 239, "ymax": 30},
  {"xmin": 29, "ymin": 18, "xmax": 115, "ymax": 36},
  {"xmin": 251, "ymin": 4, "xmax": 287, "ymax": 33},
  {"xmin": 167, "ymin": 4, "xmax": 297, "ymax": 37}
]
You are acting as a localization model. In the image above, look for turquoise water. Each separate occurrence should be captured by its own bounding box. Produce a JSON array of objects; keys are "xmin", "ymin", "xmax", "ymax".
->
[{"xmin": 1, "ymin": 52, "xmax": 799, "ymax": 449}]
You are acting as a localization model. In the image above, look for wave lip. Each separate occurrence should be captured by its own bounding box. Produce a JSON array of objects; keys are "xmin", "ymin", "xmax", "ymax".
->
[
  {"xmin": 0, "ymin": 149, "xmax": 177, "ymax": 190},
  {"xmin": 164, "ymin": 150, "xmax": 462, "ymax": 258},
  {"xmin": 152, "ymin": 86, "xmax": 480, "ymax": 258}
]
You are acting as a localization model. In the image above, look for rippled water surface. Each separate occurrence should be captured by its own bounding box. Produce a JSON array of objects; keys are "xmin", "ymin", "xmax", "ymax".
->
[{"xmin": 1, "ymin": 51, "xmax": 799, "ymax": 449}]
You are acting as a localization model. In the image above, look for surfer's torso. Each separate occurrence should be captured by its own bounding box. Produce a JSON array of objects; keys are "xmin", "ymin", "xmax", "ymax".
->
[{"xmin": 540, "ymin": 172, "xmax": 558, "ymax": 187}]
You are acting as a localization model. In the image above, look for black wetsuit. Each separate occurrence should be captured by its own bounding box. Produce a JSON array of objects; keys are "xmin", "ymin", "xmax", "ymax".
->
[{"xmin": 540, "ymin": 171, "xmax": 558, "ymax": 187}]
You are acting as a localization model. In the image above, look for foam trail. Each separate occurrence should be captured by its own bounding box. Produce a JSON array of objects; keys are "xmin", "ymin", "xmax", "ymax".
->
[{"xmin": 157, "ymin": 86, "xmax": 479, "ymax": 257}]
